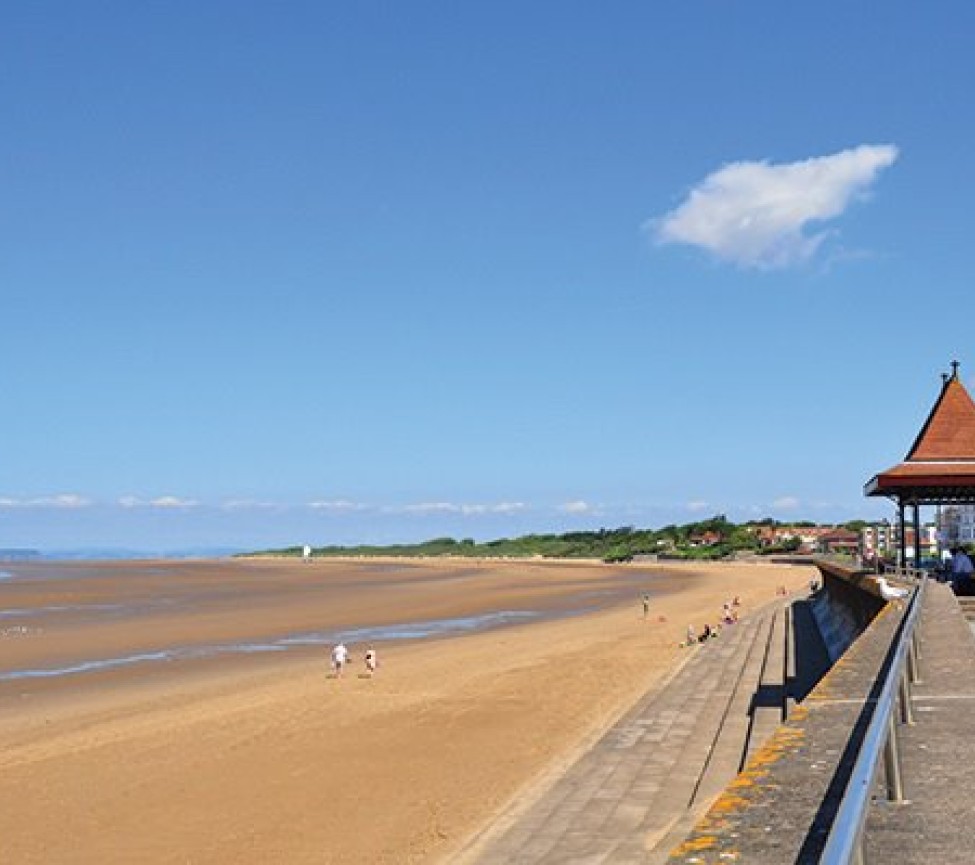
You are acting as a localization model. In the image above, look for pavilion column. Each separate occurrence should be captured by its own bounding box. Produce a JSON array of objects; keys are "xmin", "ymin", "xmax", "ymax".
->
[
  {"xmin": 913, "ymin": 502, "xmax": 922, "ymax": 567},
  {"xmin": 898, "ymin": 500, "xmax": 907, "ymax": 568}
]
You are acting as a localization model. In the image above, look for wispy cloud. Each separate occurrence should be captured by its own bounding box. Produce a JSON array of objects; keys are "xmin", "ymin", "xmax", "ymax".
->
[
  {"xmin": 221, "ymin": 499, "xmax": 285, "ymax": 511},
  {"xmin": 396, "ymin": 501, "xmax": 528, "ymax": 516},
  {"xmin": 0, "ymin": 494, "xmax": 92, "ymax": 509},
  {"xmin": 559, "ymin": 500, "xmax": 593, "ymax": 515},
  {"xmin": 652, "ymin": 144, "xmax": 899, "ymax": 269},
  {"xmin": 119, "ymin": 495, "xmax": 199, "ymax": 509},
  {"xmin": 686, "ymin": 500, "xmax": 712, "ymax": 513},
  {"xmin": 307, "ymin": 499, "xmax": 368, "ymax": 512},
  {"xmin": 772, "ymin": 496, "xmax": 801, "ymax": 510}
]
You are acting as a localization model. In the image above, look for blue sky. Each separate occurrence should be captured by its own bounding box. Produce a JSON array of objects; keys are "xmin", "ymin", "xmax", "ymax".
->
[{"xmin": 3, "ymin": 3, "xmax": 974, "ymax": 551}]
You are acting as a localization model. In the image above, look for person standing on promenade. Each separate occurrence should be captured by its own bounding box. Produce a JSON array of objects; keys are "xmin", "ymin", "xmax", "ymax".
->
[{"xmin": 331, "ymin": 642, "xmax": 349, "ymax": 678}]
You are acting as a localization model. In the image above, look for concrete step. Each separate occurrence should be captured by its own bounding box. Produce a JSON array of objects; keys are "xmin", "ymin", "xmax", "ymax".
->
[
  {"xmin": 744, "ymin": 605, "xmax": 789, "ymax": 766},
  {"xmin": 650, "ymin": 610, "xmax": 778, "ymax": 857},
  {"xmin": 784, "ymin": 603, "xmax": 797, "ymax": 718},
  {"xmin": 633, "ymin": 616, "xmax": 770, "ymax": 836},
  {"xmin": 469, "ymin": 600, "xmax": 798, "ymax": 865},
  {"xmin": 956, "ymin": 596, "xmax": 975, "ymax": 620}
]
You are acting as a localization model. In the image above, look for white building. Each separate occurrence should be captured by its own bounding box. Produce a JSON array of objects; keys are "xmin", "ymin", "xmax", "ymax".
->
[{"xmin": 941, "ymin": 505, "xmax": 975, "ymax": 545}]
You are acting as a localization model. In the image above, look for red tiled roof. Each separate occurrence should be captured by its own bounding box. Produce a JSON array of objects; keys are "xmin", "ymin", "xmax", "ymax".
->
[
  {"xmin": 866, "ymin": 368, "xmax": 975, "ymax": 500},
  {"xmin": 906, "ymin": 376, "xmax": 975, "ymax": 461}
]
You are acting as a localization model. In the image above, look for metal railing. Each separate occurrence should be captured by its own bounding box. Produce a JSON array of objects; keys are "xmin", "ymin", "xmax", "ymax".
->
[{"xmin": 819, "ymin": 575, "xmax": 927, "ymax": 865}]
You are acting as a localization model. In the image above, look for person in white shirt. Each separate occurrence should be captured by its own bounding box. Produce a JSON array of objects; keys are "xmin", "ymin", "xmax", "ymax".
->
[{"xmin": 330, "ymin": 642, "xmax": 349, "ymax": 677}]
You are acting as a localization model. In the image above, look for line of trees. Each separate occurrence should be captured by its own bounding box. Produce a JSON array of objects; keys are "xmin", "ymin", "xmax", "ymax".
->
[{"xmin": 247, "ymin": 516, "xmax": 864, "ymax": 564}]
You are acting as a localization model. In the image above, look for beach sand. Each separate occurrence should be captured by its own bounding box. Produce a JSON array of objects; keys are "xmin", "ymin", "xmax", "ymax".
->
[{"xmin": 0, "ymin": 558, "xmax": 814, "ymax": 863}]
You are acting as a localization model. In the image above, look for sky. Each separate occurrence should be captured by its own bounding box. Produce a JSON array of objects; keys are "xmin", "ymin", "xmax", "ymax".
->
[{"xmin": 3, "ymin": 3, "xmax": 975, "ymax": 552}]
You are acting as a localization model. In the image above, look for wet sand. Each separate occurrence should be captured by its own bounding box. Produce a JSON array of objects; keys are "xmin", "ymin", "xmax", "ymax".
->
[{"xmin": 0, "ymin": 557, "xmax": 814, "ymax": 863}]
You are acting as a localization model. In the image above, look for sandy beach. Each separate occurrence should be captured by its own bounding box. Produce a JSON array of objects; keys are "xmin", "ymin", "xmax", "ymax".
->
[{"xmin": 0, "ymin": 557, "xmax": 814, "ymax": 863}]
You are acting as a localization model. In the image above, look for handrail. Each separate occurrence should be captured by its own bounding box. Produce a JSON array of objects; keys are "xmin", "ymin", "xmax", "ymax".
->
[{"xmin": 819, "ymin": 576, "xmax": 927, "ymax": 864}]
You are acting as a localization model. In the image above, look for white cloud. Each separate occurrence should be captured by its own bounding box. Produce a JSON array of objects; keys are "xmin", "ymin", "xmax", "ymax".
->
[
  {"xmin": 401, "ymin": 502, "xmax": 459, "ymax": 515},
  {"xmin": 0, "ymin": 494, "xmax": 92, "ymax": 509},
  {"xmin": 45, "ymin": 494, "xmax": 92, "ymax": 509},
  {"xmin": 307, "ymin": 499, "xmax": 367, "ymax": 512},
  {"xmin": 222, "ymin": 499, "xmax": 285, "ymax": 511},
  {"xmin": 119, "ymin": 495, "xmax": 199, "ymax": 509},
  {"xmin": 396, "ymin": 501, "xmax": 529, "ymax": 516},
  {"xmin": 686, "ymin": 500, "xmax": 711, "ymax": 513},
  {"xmin": 772, "ymin": 496, "xmax": 801, "ymax": 510},
  {"xmin": 559, "ymin": 500, "xmax": 592, "ymax": 514},
  {"xmin": 492, "ymin": 502, "xmax": 528, "ymax": 515},
  {"xmin": 652, "ymin": 144, "xmax": 898, "ymax": 269},
  {"xmin": 151, "ymin": 496, "xmax": 198, "ymax": 509}
]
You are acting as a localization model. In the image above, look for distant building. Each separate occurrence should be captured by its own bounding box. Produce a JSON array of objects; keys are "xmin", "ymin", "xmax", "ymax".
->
[
  {"xmin": 753, "ymin": 525, "xmax": 842, "ymax": 554},
  {"xmin": 860, "ymin": 523, "xmax": 937, "ymax": 562},
  {"xmin": 817, "ymin": 529, "xmax": 860, "ymax": 556},
  {"xmin": 688, "ymin": 531, "xmax": 722, "ymax": 547},
  {"xmin": 940, "ymin": 505, "xmax": 975, "ymax": 546}
]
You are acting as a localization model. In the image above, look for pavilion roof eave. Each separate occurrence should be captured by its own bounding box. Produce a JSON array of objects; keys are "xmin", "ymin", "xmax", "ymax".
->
[{"xmin": 865, "ymin": 472, "xmax": 975, "ymax": 502}]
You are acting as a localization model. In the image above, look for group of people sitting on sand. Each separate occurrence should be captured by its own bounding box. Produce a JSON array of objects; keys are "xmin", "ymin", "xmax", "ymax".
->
[
  {"xmin": 329, "ymin": 642, "xmax": 379, "ymax": 679},
  {"xmin": 683, "ymin": 597, "xmax": 741, "ymax": 647}
]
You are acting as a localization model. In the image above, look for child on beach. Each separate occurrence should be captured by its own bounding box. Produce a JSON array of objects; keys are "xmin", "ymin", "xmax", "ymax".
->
[
  {"xmin": 364, "ymin": 647, "xmax": 378, "ymax": 676},
  {"xmin": 330, "ymin": 642, "xmax": 349, "ymax": 678}
]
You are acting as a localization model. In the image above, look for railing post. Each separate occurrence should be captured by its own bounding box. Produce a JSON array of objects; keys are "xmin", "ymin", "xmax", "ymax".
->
[
  {"xmin": 899, "ymin": 671, "xmax": 914, "ymax": 725},
  {"xmin": 907, "ymin": 635, "xmax": 920, "ymax": 683},
  {"xmin": 884, "ymin": 716, "xmax": 905, "ymax": 802}
]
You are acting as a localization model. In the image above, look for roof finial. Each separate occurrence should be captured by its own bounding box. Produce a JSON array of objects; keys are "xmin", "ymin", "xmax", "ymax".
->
[
  {"xmin": 951, "ymin": 359, "xmax": 960, "ymax": 380},
  {"xmin": 943, "ymin": 373, "xmax": 950, "ymax": 384}
]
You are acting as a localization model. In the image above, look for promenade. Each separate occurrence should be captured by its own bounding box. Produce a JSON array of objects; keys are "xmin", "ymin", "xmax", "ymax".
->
[
  {"xmin": 861, "ymin": 582, "xmax": 975, "ymax": 862},
  {"xmin": 463, "ymin": 593, "xmax": 828, "ymax": 864},
  {"xmin": 665, "ymin": 577, "xmax": 975, "ymax": 863}
]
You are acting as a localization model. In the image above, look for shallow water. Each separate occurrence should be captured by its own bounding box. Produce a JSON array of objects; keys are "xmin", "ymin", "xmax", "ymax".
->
[{"xmin": 0, "ymin": 609, "xmax": 552, "ymax": 682}]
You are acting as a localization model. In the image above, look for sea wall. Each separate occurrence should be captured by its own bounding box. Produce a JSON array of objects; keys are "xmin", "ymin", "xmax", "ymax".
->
[{"xmin": 810, "ymin": 560, "xmax": 886, "ymax": 661}]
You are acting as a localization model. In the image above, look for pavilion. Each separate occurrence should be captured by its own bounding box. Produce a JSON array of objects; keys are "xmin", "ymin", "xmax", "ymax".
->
[{"xmin": 865, "ymin": 361, "xmax": 975, "ymax": 566}]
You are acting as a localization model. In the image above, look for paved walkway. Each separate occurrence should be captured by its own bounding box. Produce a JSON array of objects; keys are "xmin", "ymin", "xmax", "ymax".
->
[
  {"xmin": 464, "ymin": 595, "xmax": 826, "ymax": 864},
  {"xmin": 863, "ymin": 582, "xmax": 975, "ymax": 862}
]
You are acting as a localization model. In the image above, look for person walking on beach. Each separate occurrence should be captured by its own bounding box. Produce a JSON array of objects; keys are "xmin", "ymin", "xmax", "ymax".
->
[
  {"xmin": 642, "ymin": 593, "xmax": 651, "ymax": 619},
  {"xmin": 364, "ymin": 647, "xmax": 378, "ymax": 676},
  {"xmin": 330, "ymin": 642, "xmax": 349, "ymax": 678}
]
